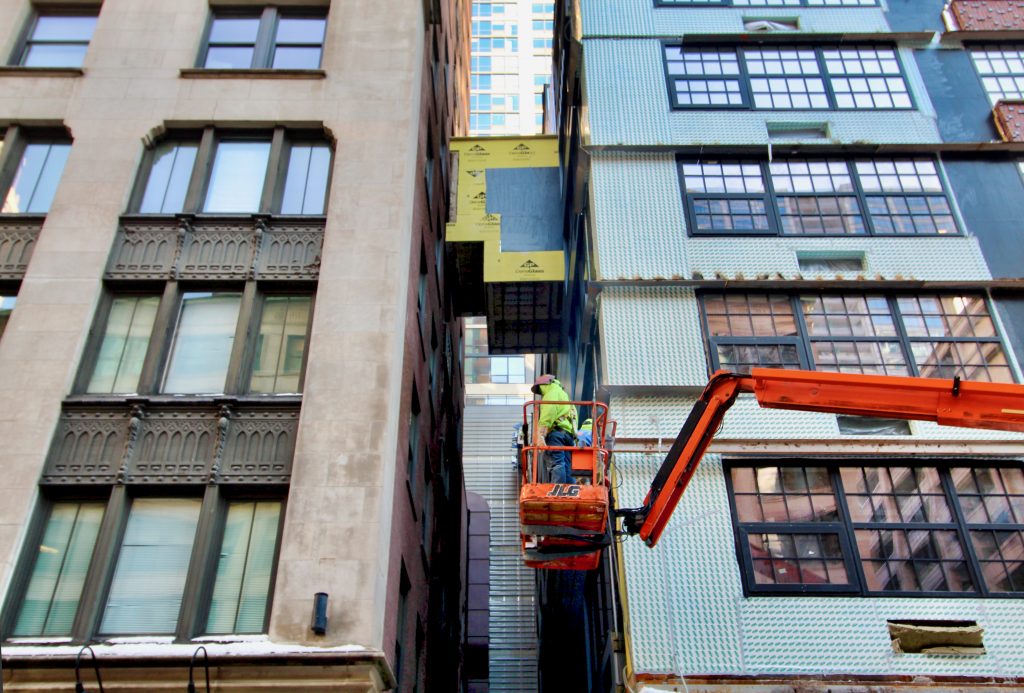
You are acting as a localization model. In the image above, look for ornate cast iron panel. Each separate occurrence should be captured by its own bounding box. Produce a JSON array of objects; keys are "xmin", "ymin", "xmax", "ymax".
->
[
  {"xmin": 221, "ymin": 409, "xmax": 300, "ymax": 484},
  {"xmin": 106, "ymin": 216, "xmax": 323, "ymax": 281},
  {"xmin": 42, "ymin": 409, "xmax": 128, "ymax": 485},
  {"xmin": 0, "ymin": 217, "xmax": 42, "ymax": 280},
  {"xmin": 42, "ymin": 400, "xmax": 298, "ymax": 485}
]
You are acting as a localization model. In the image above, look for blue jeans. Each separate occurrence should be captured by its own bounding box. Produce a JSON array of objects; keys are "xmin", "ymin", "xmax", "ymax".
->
[{"xmin": 545, "ymin": 428, "xmax": 575, "ymax": 484}]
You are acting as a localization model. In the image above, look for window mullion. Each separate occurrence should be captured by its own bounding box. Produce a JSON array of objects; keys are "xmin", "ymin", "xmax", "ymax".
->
[
  {"xmin": 296, "ymin": 291, "xmax": 317, "ymax": 393},
  {"xmin": 846, "ymin": 156, "xmax": 880, "ymax": 236},
  {"xmin": 261, "ymin": 127, "xmax": 287, "ymax": 214},
  {"xmin": 136, "ymin": 281, "xmax": 181, "ymax": 394},
  {"xmin": 0, "ymin": 126, "xmax": 27, "ymax": 198},
  {"xmin": 0, "ymin": 498, "xmax": 50, "ymax": 638},
  {"xmin": 830, "ymin": 466, "xmax": 867, "ymax": 595},
  {"xmin": 184, "ymin": 128, "xmax": 216, "ymax": 213},
  {"xmin": 71, "ymin": 487, "xmax": 128, "ymax": 642},
  {"xmin": 888, "ymin": 295, "xmax": 920, "ymax": 377},
  {"xmin": 176, "ymin": 486, "xmax": 221, "ymax": 641},
  {"xmin": 815, "ymin": 49, "xmax": 838, "ymax": 111},
  {"xmin": 253, "ymin": 7, "xmax": 278, "ymax": 69},
  {"xmin": 126, "ymin": 145, "xmax": 160, "ymax": 214},
  {"xmin": 790, "ymin": 295, "xmax": 814, "ymax": 370},
  {"xmin": 226, "ymin": 281, "xmax": 259, "ymax": 395},
  {"xmin": 761, "ymin": 160, "xmax": 782, "ymax": 236},
  {"xmin": 940, "ymin": 467, "xmax": 989, "ymax": 597},
  {"xmin": 73, "ymin": 290, "xmax": 116, "ymax": 393},
  {"xmin": 737, "ymin": 47, "xmax": 753, "ymax": 108}
]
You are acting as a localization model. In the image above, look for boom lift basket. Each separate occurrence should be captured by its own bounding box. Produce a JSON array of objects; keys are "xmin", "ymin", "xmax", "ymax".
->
[{"xmin": 518, "ymin": 400, "xmax": 614, "ymax": 570}]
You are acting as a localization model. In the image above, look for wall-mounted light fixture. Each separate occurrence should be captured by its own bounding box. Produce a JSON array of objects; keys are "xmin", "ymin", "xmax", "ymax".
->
[
  {"xmin": 311, "ymin": 592, "xmax": 329, "ymax": 635},
  {"xmin": 187, "ymin": 645, "xmax": 210, "ymax": 693},
  {"xmin": 74, "ymin": 645, "xmax": 104, "ymax": 693}
]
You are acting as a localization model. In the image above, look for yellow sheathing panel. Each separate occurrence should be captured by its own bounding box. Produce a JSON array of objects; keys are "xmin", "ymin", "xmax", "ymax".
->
[
  {"xmin": 483, "ymin": 241, "xmax": 565, "ymax": 283},
  {"xmin": 447, "ymin": 137, "xmax": 564, "ymax": 283}
]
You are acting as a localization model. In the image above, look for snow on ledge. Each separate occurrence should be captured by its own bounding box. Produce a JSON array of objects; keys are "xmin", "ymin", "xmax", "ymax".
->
[{"xmin": 3, "ymin": 635, "xmax": 374, "ymax": 660}]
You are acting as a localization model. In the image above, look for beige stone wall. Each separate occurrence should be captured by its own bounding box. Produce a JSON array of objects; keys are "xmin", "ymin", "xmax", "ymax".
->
[{"xmin": 0, "ymin": 0, "xmax": 424, "ymax": 652}]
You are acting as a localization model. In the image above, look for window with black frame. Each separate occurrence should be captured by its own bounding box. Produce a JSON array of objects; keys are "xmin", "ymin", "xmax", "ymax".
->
[
  {"xmin": 701, "ymin": 292, "xmax": 1013, "ymax": 382},
  {"xmin": 657, "ymin": 0, "xmax": 876, "ymax": 6},
  {"xmin": 79, "ymin": 288, "xmax": 313, "ymax": 396},
  {"xmin": 664, "ymin": 44, "xmax": 912, "ymax": 111},
  {"xmin": 6, "ymin": 492, "xmax": 285, "ymax": 639},
  {"xmin": 727, "ymin": 462, "xmax": 1024, "ymax": 596},
  {"xmin": 971, "ymin": 46, "xmax": 1024, "ymax": 105},
  {"xmin": 0, "ymin": 133, "xmax": 72, "ymax": 215},
  {"xmin": 132, "ymin": 128, "xmax": 332, "ymax": 216},
  {"xmin": 200, "ymin": 8, "xmax": 327, "ymax": 70},
  {"xmin": 11, "ymin": 11, "xmax": 97, "ymax": 68},
  {"xmin": 679, "ymin": 157, "xmax": 959, "ymax": 236}
]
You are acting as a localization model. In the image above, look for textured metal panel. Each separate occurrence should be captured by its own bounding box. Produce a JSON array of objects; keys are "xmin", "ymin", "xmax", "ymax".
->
[
  {"xmin": 609, "ymin": 394, "xmax": 1024, "ymax": 442},
  {"xmin": 950, "ymin": 0, "xmax": 1024, "ymax": 32},
  {"xmin": 583, "ymin": 41, "xmax": 941, "ymax": 147},
  {"xmin": 994, "ymin": 101, "xmax": 1024, "ymax": 143},
  {"xmin": 0, "ymin": 218, "xmax": 41, "ymax": 280},
  {"xmin": 462, "ymin": 404, "xmax": 538, "ymax": 691},
  {"xmin": 589, "ymin": 153, "xmax": 993, "ymax": 282},
  {"xmin": 582, "ymin": 1, "xmax": 889, "ymax": 37},
  {"xmin": 591, "ymin": 152, "xmax": 688, "ymax": 282},
  {"xmin": 599, "ymin": 286, "xmax": 711, "ymax": 387},
  {"xmin": 616, "ymin": 448, "xmax": 1024, "ymax": 677}
]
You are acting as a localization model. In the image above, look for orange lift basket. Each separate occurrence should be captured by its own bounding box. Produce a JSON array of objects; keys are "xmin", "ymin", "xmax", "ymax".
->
[{"xmin": 518, "ymin": 400, "xmax": 615, "ymax": 570}]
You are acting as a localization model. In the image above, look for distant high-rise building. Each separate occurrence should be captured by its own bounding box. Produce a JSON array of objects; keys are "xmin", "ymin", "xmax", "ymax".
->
[{"xmin": 470, "ymin": 1, "xmax": 555, "ymax": 135}]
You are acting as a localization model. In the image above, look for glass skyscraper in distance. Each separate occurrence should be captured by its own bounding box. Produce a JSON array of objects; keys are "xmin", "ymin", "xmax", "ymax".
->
[{"xmin": 470, "ymin": 1, "xmax": 554, "ymax": 135}]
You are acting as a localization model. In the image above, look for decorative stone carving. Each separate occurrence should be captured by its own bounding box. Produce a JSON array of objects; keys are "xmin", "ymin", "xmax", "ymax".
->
[
  {"xmin": 0, "ymin": 218, "xmax": 42, "ymax": 280},
  {"xmin": 42, "ymin": 410, "xmax": 128, "ymax": 484},
  {"xmin": 42, "ymin": 400, "xmax": 299, "ymax": 486},
  {"xmin": 106, "ymin": 216, "xmax": 323, "ymax": 281},
  {"xmin": 179, "ymin": 222, "xmax": 255, "ymax": 279},
  {"xmin": 107, "ymin": 218, "xmax": 178, "ymax": 278},
  {"xmin": 259, "ymin": 221, "xmax": 323, "ymax": 279},
  {"xmin": 221, "ymin": 409, "xmax": 298, "ymax": 483},
  {"xmin": 125, "ymin": 409, "xmax": 219, "ymax": 483}
]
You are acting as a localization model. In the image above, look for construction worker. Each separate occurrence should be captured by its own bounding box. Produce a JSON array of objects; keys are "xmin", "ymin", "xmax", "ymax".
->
[
  {"xmin": 576, "ymin": 418, "xmax": 593, "ymax": 448},
  {"xmin": 531, "ymin": 374, "xmax": 576, "ymax": 484}
]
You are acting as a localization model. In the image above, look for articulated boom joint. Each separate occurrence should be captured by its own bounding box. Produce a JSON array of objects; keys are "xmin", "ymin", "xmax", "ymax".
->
[{"xmin": 613, "ymin": 505, "xmax": 648, "ymax": 536}]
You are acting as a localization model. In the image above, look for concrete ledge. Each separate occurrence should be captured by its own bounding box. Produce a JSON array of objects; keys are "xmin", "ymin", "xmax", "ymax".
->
[
  {"xmin": 179, "ymin": 68, "xmax": 326, "ymax": 80},
  {"xmin": 0, "ymin": 66, "xmax": 83, "ymax": 78},
  {"xmin": 3, "ymin": 642, "xmax": 394, "ymax": 692}
]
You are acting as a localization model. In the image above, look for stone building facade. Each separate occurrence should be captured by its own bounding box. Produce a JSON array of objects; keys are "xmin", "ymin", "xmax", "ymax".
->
[{"xmin": 0, "ymin": 0, "xmax": 470, "ymax": 690}]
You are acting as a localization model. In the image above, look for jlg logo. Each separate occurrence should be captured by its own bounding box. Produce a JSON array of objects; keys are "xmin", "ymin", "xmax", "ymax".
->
[{"xmin": 547, "ymin": 484, "xmax": 581, "ymax": 497}]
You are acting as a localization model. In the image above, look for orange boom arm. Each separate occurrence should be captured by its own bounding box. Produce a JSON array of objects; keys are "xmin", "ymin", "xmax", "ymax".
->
[{"xmin": 618, "ymin": 368, "xmax": 1024, "ymax": 547}]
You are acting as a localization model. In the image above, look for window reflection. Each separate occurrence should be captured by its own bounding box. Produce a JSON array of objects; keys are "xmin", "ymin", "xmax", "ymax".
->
[
  {"xmin": 163, "ymin": 292, "xmax": 241, "ymax": 393},
  {"xmin": 2, "ymin": 142, "xmax": 71, "ymax": 213},
  {"xmin": 203, "ymin": 141, "xmax": 271, "ymax": 213}
]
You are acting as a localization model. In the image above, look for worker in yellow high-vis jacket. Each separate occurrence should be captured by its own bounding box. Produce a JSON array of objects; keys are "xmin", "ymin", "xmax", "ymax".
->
[{"xmin": 531, "ymin": 374, "xmax": 577, "ymax": 484}]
